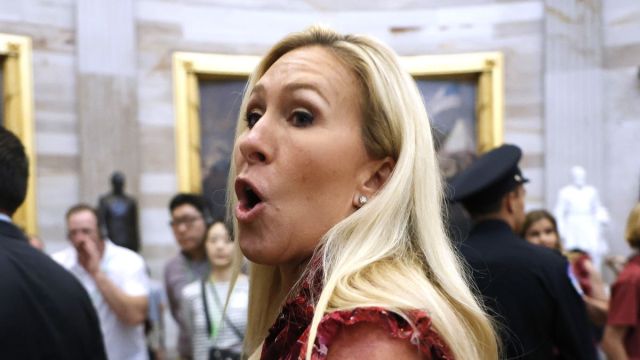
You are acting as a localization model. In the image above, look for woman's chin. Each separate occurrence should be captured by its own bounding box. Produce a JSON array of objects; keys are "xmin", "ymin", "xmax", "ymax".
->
[
  {"xmin": 240, "ymin": 244, "xmax": 293, "ymax": 267},
  {"xmin": 211, "ymin": 260, "xmax": 232, "ymax": 268},
  {"xmin": 242, "ymin": 252, "xmax": 279, "ymax": 266},
  {"xmin": 239, "ymin": 240, "xmax": 274, "ymax": 265}
]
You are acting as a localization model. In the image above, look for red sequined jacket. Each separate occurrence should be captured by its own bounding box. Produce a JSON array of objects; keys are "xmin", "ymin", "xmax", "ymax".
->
[{"xmin": 261, "ymin": 277, "xmax": 453, "ymax": 360}]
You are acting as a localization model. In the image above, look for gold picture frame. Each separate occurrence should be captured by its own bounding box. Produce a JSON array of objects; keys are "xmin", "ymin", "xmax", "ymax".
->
[
  {"xmin": 173, "ymin": 51, "xmax": 503, "ymax": 193},
  {"xmin": 0, "ymin": 33, "xmax": 37, "ymax": 235}
]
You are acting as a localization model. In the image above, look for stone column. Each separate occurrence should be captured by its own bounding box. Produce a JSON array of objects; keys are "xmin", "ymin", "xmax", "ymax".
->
[
  {"xmin": 76, "ymin": 0, "xmax": 139, "ymax": 202},
  {"xmin": 544, "ymin": 0, "xmax": 604, "ymax": 205}
]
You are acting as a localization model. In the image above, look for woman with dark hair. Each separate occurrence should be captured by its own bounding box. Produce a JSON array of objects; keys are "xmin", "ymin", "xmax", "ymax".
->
[
  {"xmin": 181, "ymin": 220, "xmax": 248, "ymax": 360},
  {"xmin": 522, "ymin": 210, "xmax": 563, "ymax": 251}
]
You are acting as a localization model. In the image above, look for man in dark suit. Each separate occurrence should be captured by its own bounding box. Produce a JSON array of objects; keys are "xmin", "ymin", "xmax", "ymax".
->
[
  {"xmin": 0, "ymin": 126, "xmax": 106, "ymax": 359},
  {"xmin": 451, "ymin": 144, "xmax": 596, "ymax": 360}
]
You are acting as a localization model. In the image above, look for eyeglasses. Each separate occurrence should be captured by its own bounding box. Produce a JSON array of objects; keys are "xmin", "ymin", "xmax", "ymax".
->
[{"xmin": 169, "ymin": 215, "xmax": 203, "ymax": 228}]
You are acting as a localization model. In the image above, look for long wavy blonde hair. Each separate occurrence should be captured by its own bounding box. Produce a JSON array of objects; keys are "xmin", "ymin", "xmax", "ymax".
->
[{"xmin": 226, "ymin": 26, "xmax": 499, "ymax": 360}]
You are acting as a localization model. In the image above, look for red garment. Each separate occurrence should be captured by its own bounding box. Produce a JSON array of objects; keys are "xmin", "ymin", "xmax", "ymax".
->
[
  {"xmin": 571, "ymin": 253, "xmax": 593, "ymax": 296},
  {"xmin": 261, "ymin": 275, "xmax": 453, "ymax": 360},
  {"xmin": 607, "ymin": 254, "xmax": 640, "ymax": 359}
]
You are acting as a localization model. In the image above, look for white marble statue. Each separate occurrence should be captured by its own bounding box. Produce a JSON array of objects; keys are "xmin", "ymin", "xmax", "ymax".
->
[{"xmin": 554, "ymin": 166, "xmax": 609, "ymax": 270}]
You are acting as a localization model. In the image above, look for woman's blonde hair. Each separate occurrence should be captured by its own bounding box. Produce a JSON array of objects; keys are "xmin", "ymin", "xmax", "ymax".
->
[
  {"xmin": 227, "ymin": 26, "xmax": 498, "ymax": 359},
  {"xmin": 625, "ymin": 203, "xmax": 640, "ymax": 250}
]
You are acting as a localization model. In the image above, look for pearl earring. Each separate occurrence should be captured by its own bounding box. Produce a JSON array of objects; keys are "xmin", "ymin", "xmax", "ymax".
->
[{"xmin": 358, "ymin": 195, "xmax": 368, "ymax": 206}]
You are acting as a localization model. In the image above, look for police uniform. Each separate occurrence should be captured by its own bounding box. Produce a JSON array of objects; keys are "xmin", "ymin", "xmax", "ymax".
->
[{"xmin": 451, "ymin": 145, "xmax": 596, "ymax": 360}]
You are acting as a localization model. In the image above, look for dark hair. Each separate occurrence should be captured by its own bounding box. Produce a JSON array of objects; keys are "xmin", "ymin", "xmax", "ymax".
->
[
  {"xmin": 0, "ymin": 127, "xmax": 29, "ymax": 215},
  {"xmin": 65, "ymin": 203, "xmax": 105, "ymax": 238},
  {"xmin": 464, "ymin": 184, "xmax": 526, "ymax": 219},
  {"xmin": 521, "ymin": 209, "xmax": 559, "ymax": 238},
  {"xmin": 206, "ymin": 217, "xmax": 234, "ymax": 241},
  {"xmin": 464, "ymin": 197, "xmax": 503, "ymax": 218},
  {"xmin": 169, "ymin": 193, "xmax": 211, "ymax": 223}
]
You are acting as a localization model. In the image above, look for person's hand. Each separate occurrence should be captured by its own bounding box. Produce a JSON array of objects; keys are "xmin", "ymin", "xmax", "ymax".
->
[
  {"xmin": 77, "ymin": 239, "xmax": 101, "ymax": 276},
  {"xmin": 605, "ymin": 255, "xmax": 626, "ymax": 275},
  {"xmin": 583, "ymin": 295, "xmax": 608, "ymax": 326},
  {"xmin": 154, "ymin": 349, "xmax": 165, "ymax": 360}
]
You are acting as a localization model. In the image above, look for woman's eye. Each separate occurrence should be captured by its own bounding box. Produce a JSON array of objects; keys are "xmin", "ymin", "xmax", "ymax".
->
[
  {"xmin": 291, "ymin": 110, "xmax": 314, "ymax": 127},
  {"xmin": 245, "ymin": 110, "xmax": 262, "ymax": 129}
]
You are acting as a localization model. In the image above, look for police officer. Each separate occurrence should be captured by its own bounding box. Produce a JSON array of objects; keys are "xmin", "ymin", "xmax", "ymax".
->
[{"xmin": 450, "ymin": 144, "xmax": 596, "ymax": 360}]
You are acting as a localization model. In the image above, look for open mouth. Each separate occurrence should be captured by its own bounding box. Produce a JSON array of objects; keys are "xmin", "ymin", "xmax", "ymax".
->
[
  {"xmin": 244, "ymin": 186, "xmax": 262, "ymax": 210},
  {"xmin": 235, "ymin": 179, "xmax": 264, "ymax": 212}
]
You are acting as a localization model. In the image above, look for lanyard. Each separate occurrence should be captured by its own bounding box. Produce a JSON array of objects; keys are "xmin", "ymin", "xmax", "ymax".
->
[
  {"xmin": 201, "ymin": 278, "xmax": 243, "ymax": 342},
  {"xmin": 201, "ymin": 279, "xmax": 221, "ymax": 340}
]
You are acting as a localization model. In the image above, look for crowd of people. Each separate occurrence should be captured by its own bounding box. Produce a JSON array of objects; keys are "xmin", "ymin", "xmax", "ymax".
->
[
  {"xmin": 447, "ymin": 146, "xmax": 640, "ymax": 360},
  {"xmin": 518, "ymin": 203, "xmax": 640, "ymax": 359},
  {"xmin": 1, "ymin": 25, "xmax": 640, "ymax": 360},
  {"xmin": 0, "ymin": 135, "xmax": 249, "ymax": 360}
]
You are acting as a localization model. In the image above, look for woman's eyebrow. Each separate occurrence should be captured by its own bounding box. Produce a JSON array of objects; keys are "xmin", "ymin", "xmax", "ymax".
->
[
  {"xmin": 250, "ymin": 83, "xmax": 266, "ymax": 97},
  {"xmin": 250, "ymin": 81, "xmax": 331, "ymax": 107},
  {"xmin": 282, "ymin": 81, "xmax": 331, "ymax": 107}
]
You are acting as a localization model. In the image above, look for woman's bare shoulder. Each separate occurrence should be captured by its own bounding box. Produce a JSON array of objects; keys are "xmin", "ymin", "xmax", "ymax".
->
[{"xmin": 326, "ymin": 321, "xmax": 423, "ymax": 360}]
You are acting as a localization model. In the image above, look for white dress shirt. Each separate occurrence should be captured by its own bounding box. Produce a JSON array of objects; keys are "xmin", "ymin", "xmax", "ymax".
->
[{"xmin": 52, "ymin": 240, "xmax": 150, "ymax": 360}]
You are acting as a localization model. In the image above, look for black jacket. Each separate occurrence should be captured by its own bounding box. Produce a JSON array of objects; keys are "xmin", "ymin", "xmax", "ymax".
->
[
  {"xmin": 0, "ymin": 220, "xmax": 106, "ymax": 360},
  {"xmin": 459, "ymin": 220, "xmax": 597, "ymax": 360}
]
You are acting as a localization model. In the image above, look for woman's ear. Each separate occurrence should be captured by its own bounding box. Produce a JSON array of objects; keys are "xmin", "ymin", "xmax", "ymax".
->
[{"xmin": 353, "ymin": 156, "xmax": 395, "ymax": 207}]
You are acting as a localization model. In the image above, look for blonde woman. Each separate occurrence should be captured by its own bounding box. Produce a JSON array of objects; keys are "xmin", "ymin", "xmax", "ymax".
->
[{"xmin": 228, "ymin": 26, "xmax": 498, "ymax": 359}]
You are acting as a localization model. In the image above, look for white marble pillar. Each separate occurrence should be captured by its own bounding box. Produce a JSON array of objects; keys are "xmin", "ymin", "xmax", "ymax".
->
[
  {"xmin": 76, "ymin": 0, "xmax": 139, "ymax": 202},
  {"xmin": 544, "ymin": 0, "xmax": 604, "ymax": 205}
]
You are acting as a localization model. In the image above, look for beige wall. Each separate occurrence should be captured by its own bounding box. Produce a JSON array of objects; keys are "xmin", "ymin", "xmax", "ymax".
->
[
  {"xmin": 603, "ymin": 0, "xmax": 640, "ymax": 256},
  {"xmin": 0, "ymin": 0, "xmax": 78, "ymax": 252},
  {"xmin": 0, "ymin": 0, "xmax": 550, "ymax": 255},
  {"xmin": 10, "ymin": 0, "xmax": 639, "ymax": 264},
  {"xmin": 135, "ymin": 0, "xmax": 547, "ymax": 255},
  {"xmin": 3, "ymin": 0, "xmax": 640, "ymax": 277}
]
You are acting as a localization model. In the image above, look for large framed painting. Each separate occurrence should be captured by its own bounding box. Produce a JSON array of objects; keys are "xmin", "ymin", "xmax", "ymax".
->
[
  {"xmin": 402, "ymin": 53, "xmax": 504, "ymax": 177},
  {"xmin": 0, "ymin": 34, "xmax": 37, "ymax": 235},
  {"xmin": 173, "ymin": 51, "xmax": 503, "ymax": 217},
  {"xmin": 173, "ymin": 53, "xmax": 258, "ymax": 220}
]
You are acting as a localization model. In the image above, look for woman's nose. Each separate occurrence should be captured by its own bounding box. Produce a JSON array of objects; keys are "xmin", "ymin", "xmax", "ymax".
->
[{"xmin": 238, "ymin": 114, "xmax": 275, "ymax": 165}]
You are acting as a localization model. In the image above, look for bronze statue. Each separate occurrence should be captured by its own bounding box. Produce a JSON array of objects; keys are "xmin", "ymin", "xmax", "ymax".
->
[{"xmin": 98, "ymin": 171, "xmax": 140, "ymax": 252}]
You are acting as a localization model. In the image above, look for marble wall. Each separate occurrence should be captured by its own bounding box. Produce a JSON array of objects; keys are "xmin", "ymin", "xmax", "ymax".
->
[
  {"xmin": 0, "ymin": 0, "xmax": 78, "ymax": 253},
  {"xmin": 0, "ymin": 0, "xmax": 551, "ymax": 254},
  {"xmin": 602, "ymin": 0, "xmax": 640, "ymax": 256},
  {"xmin": 135, "ymin": 0, "xmax": 548, "ymax": 259}
]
